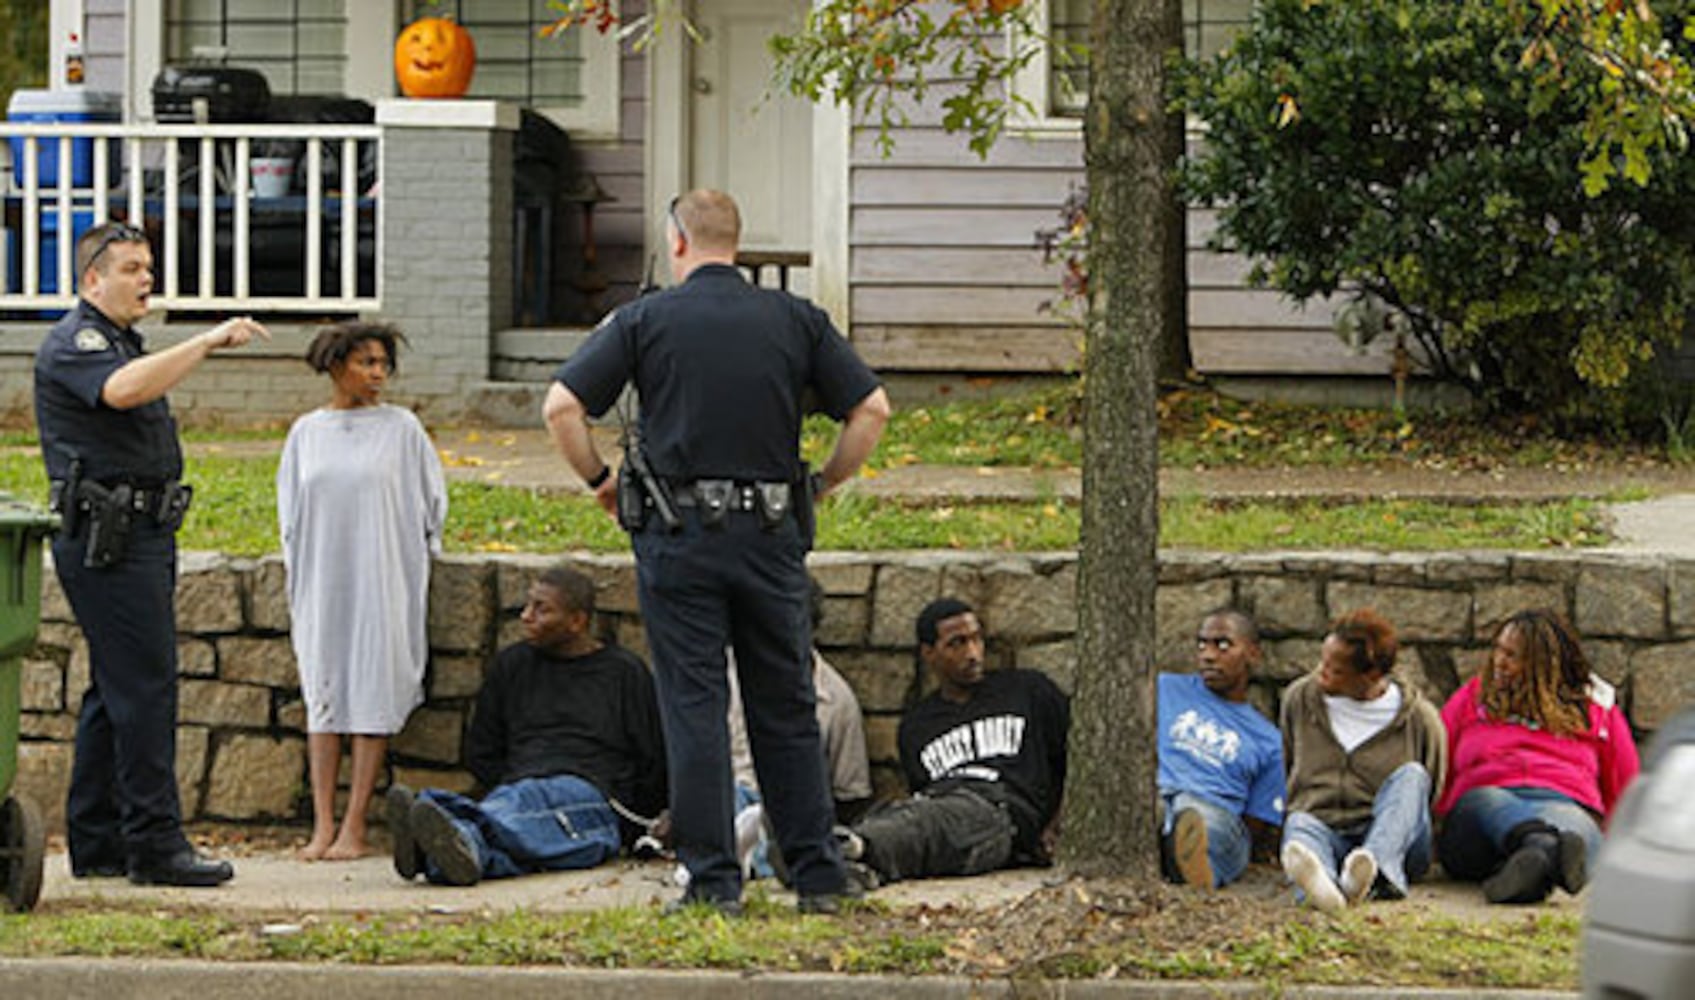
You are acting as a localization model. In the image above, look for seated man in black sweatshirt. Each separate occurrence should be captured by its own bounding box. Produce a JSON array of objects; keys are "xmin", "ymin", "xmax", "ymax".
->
[
  {"xmin": 830, "ymin": 597, "xmax": 1069, "ymax": 886},
  {"xmin": 386, "ymin": 565, "xmax": 667, "ymax": 886}
]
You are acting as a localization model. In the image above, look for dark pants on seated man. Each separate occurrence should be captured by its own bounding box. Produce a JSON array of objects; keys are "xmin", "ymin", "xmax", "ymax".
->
[{"xmin": 849, "ymin": 784, "xmax": 1017, "ymax": 883}]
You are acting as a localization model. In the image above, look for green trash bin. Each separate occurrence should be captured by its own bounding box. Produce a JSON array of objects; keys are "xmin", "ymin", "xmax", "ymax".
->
[{"xmin": 0, "ymin": 492, "xmax": 58, "ymax": 913}]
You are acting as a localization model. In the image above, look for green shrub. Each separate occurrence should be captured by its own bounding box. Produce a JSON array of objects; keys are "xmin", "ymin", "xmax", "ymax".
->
[{"xmin": 1178, "ymin": 0, "xmax": 1695, "ymax": 426}]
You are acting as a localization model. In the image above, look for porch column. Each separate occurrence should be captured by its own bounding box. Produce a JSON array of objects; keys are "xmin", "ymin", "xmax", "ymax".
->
[{"xmin": 373, "ymin": 99, "xmax": 517, "ymax": 416}]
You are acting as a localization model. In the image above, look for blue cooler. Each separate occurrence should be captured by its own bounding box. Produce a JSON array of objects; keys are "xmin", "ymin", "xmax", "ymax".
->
[{"xmin": 6, "ymin": 88, "xmax": 122, "ymax": 189}]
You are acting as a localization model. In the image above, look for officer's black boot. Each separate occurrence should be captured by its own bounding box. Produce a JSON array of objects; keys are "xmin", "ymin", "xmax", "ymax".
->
[{"xmin": 1482, "ymin": 822, "xmax": 1556, "ymax": 905}]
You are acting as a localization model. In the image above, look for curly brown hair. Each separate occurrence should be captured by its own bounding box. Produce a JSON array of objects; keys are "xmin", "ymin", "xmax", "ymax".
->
[
  {"xmin": 304, "ymin": 320, "xmax": 404, "ymax": 375},
  {"xmin": 1329, "ymin": 607, "xmax": 1397, "ymax": 676},
  {"xmin": 1481, "ymin": 609, "xmax": 1591, "ymax": 736}
]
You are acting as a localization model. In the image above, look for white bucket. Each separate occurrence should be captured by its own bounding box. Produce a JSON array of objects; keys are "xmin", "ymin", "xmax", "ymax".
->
[{"xmin": 250, "ymin": 157, "xmax": 293, "ymax": 198}]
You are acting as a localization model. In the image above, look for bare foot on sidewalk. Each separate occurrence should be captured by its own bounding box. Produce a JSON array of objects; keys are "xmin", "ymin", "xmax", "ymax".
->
[
  {"xmin": 322, "ymin": 835, "xmax": 372, "ymax": 861},
  {"xmin": 296, "ymin": 835, "xmax": 333, "ymax": 861}
]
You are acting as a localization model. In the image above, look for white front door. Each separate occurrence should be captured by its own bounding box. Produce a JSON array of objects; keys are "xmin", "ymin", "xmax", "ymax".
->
[{"xmin": 688, "ymin": 0, "xmax": 812, "ymax": 267}]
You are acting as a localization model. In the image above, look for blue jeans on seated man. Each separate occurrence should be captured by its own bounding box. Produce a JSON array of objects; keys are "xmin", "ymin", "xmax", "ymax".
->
[
  {"xmin": 1282, "ymin": 761, "xmax": 1433, "ymax": 900},
  {"xmin": 417, "ymin": 774, "xmax": 621, "ymax": 884},
  {"xmin": 1436, "ymin": 785, "xmax": 1603, "ymax": 883},
  {"xmin": 1160, "ymin": 791, "xmax": 1251, "ymax": 888}
]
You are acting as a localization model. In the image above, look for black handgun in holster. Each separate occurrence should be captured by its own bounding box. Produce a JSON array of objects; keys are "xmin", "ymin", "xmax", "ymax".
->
[
  {"xmin": 616, "ymin": 445, "xmax": 681, "ymax": 534},
  {"xmin": 79, "ymin": 481, "xmax": 134, "ymax": 569},
  {"xmin": 48, "ymin": 458, "xmax": 85, "ymax": 538}
]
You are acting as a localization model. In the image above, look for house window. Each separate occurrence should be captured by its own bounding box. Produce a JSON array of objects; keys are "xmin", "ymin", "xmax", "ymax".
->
[
  {"xmin": 165, "ymin": 0, "xmax": 347, "ymax": 96},
  {"xmin": 416, "ymin": 0, "xmax": 621, "ymax": 137},
  {"xmin": 1041, "ymin": 0, "xmax": 1255, "ymax": 120}
]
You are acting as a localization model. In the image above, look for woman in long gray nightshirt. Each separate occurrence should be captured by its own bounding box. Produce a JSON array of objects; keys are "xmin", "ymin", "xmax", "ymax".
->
[{"xmin": 278, "ymin": 322, "xmax": 446, "ymax": 860}]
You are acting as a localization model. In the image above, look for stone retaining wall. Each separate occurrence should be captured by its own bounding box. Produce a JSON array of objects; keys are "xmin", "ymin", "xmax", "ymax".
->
[{"xmin": 14, "ymin": 549, "xmax": 1695, "ymax": 833}]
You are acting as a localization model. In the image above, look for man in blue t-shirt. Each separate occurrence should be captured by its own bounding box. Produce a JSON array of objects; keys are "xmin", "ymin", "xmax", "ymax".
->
[{"xmin": 1157, "ymin": 609, "xmax": 1284, "ymax": 889}]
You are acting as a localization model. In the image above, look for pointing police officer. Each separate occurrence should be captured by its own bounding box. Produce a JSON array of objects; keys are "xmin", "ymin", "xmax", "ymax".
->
[
  {"xmin": 545, "ymin": 190, "xmax": 890, "ymax": 914},
  {"xmin": 34, "ymin": 221, "xmax": 268, "ymax": 886}
]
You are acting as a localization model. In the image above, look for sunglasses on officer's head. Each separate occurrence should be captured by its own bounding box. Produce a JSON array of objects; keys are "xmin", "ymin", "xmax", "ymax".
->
[
  {"xmin": 86, "ymin": 223, "xmax": 147, "ymax": 269},
  {"xmin": 667, "ymin": 195, "xmax": 688, "ymax": 243}
]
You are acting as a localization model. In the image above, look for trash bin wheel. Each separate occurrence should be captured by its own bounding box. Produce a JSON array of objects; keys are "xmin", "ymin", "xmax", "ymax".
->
[{"xmin": 0, "ymin": 794, "xmax": 45, "ymax": 912}]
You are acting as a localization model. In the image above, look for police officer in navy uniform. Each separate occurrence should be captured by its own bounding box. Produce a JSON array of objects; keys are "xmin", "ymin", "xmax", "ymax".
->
[
  {"xmin": 34, "ymin": 221, "xmax": 268, "ymax": 886},
  {"xmin": 545, "ymin": 189, "xmax": 890, "ymax": 913}
]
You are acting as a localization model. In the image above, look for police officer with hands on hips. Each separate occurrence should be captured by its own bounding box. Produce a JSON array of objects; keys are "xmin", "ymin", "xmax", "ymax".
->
[
  {"xmin": 545, "ymin": 189, "xmax": 891, "ymax": 914},
  {"xmin": 34, "ymin": 220, "xmax": 268, "ymax": 886}
]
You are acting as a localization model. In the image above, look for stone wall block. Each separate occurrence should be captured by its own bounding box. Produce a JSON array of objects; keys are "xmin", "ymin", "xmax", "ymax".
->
[
  {"xmin": 1015, "ymin": 639, "xmax": 1077, "ymax": 695},
  {"xmin": 66, "ymin": 640, "xmax": 89, "ymax": 715},
  {"xmin": 1575, "ymin": 562, "xmax": 1666, "ymax": 638},
  {"xmin": 1286, "ymin": 553, "xmax": 1375, "ymax": 581},
  {"xmin": 830, "ymin": 650, "xmax": 918, "ymax": 713},
  {"xmin": 1263, "ymin": 638, "xmax": 1321, "ymax": 682},
  {"xmin": 1239, "ymin": 576, "xmax": 1324, "ymax": 635},
  {"xmin": 430, "ymin": 654, "xmax": 487, "ymax": 700},
  {"xmin": 808, "ymin": 592, "xmax": 864, "ymax": 646},
  {"xmin": 869, "ymin": 561, "xmax": 946, "ymax": 647},
  {"xmin": 615, "ymin": 618, "xmax": 650, "ymax": 662},
  {"xmin": 806, "ymin": 554, "xmax": 876, "ymax": 595},
  {"xmin": 1511, "ymin": 554, "xmax": 1583, "ymax": 583},
  {"xmin": 1620, "ymin": 647, "xmax": 1695, "ymax": 732},
  {"xmin": 863, "ymin": 715, "xmax": 901, "ymax": 765},
  {"xmin": 1327, "ymin": 583, "xmax": 1470, "ymax": 641},
  {"xmin": 1473, "ymin": 582, "xmax": 1568, "ymax": 641},
  {"xmin": 495, "ymin": 555, "xmax": 554, "ymax": 610},
  {"xmin": 248, "ymin": 557, "xmax": 291, "ymax": 633},
  {"xmin": 1626, "ymin": 642, "xmax": 1695, "ymax": 729},
  {"xmin": 428, "ymin": 558, "xmax": 495, "ymax": 652},
  {"xmin": 178, "ymin": 638, "xmax": 217, "ymax": 677},
  {"xmin": 1427, "ymin": 553, "xmax": 1511, "ymax": 585},
  {"xmin": 393, "ymin": 707, "xmax": 464, "ymax": 765},
  {"xmin": 585, "ymin": 559, "xmax": 640, "ymax": 615},
  {"xmin": 391, "ymin": 767, "xmax": 477, "ymax": 798},
  {"xmin": 1670, "ymin": 560, "xmax": 1695, "ymax": 637},
  {"xmin": 14, "ymin": 742, "xmax": 73, "ymax": 833},
  {"xmin": 1396, "ymin": 646, "xmax": 1456, "ymax": 707},
  {"xmin": 35, "ymin": 622, "xmax": 80, "ymax": 651},
  {"xmin": 39, "ymin": 567, "xmax": 71, "ymax": 623},
  {"xmin": 218, "ymin": 636, "xmax": 299, "ymax": 688},
  {"xmin": 277, "ymin": 697, "xmax": 306, "ymax": 733},
  {"xmin": 983, "ymin": 560, "xmax": 1076, "ymax": 641},
  {"xmin": 1155, "ymin": 578, "xmax": 1235, "ymax": 669},
  {"xmin": 179, "ymin": 680, "xmax": 270, "ymax": 728},
  {"xmin": 1586, "ymin": 639, "xmax": 1631, "ymax": 688},
  {"xmin": 176, "ymin": 562, "xmax": 244, "ymax": 634},
  {"xmin": 176, "ymin": 725, "xmax": 210, "ymax": 819},
  {"xmin": 1372, "ymin": 554, "xmax": 1429, "ymax": 586},
  {"xmin": 204, "ymin": 735, "xmax": 305, "ymax": 819},
  {"xmin": 20, "ymin": 659, "xmax": 63, "ymax": 712},
  {"xmin": 1156, "ymin": 552, "xmax": 1226, "ymax": 584},
  {"xmin": 20, "ymin": 712, "xmax": 76, "ymax": 740}
]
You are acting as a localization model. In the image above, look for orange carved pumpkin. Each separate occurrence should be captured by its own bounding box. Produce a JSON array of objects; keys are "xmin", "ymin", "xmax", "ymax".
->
[{"xmin": 394, "ymin": 17, "xmax": 476, "ymax": 98}]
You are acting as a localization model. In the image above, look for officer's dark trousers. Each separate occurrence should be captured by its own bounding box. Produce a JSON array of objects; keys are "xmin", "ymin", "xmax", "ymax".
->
[
  {"xmin": 53, "ymin": 520, "xmax": 189, "ymax": 868},
  {"xmin": 633, "ymin": 510, "xmax": 846, "ymax": 902}
]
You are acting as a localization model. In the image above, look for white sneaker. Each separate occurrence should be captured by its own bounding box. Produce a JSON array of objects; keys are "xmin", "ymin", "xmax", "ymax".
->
[
  {"xmin": 734, "ymin": 805, "xmax": 765, "ymax": 878},
  {"xmin": 1282, "ymin": 840, "xmax": 1347, "ymax": 915},
  {"xmin": 1340, "ymin": 847, "xmax": 1377, "ymax": 905}
]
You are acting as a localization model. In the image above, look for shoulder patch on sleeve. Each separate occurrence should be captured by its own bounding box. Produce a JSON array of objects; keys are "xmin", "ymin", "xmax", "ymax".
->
[{"xmin": 73, "ymin": 328, "xmax": 111, "ymax": 352}]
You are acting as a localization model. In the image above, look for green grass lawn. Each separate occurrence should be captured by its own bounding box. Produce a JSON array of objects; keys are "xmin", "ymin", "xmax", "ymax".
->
[
  {"xmin": 0, "ymin": 449, "xmax": 1606, "ymax": 555},
  {"xmin": 0, "ymin": 385, "xmax": 1643, "ymax": 554},
  {"xmin": 0, "ymin": 897, "xmax": 1579, "ymax": 990}
]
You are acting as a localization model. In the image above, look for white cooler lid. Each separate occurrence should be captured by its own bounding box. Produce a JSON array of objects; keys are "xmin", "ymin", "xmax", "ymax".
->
[{"xmin": 7, "ymin": 88, "xmax": 123, "ymax": 118}]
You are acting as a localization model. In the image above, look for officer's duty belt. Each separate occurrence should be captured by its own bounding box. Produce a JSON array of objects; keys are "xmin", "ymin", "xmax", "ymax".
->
[
  {"xmin": 666, "ymin": 478, "xmax": 795, "ymax": 531},
  {"xmin": 119, "ymin": 481, "xmax": 192, "ymax": 523}
]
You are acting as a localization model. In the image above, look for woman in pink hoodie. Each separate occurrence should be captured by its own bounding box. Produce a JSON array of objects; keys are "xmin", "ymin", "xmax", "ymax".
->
[{"xmin": 1436, "ymin": 609, "xmax": 1640, "ymax": 904}]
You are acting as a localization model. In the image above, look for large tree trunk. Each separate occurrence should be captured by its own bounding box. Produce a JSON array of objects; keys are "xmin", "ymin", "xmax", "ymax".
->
[{"xmin": 1059, "ymin": 0, "xmax": 1178, "ymax": 879}]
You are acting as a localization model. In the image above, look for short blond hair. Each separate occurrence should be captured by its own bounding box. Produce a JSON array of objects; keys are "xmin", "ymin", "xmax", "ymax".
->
[{"xmin": 673, "ymin": 189, "xmax": 740, "ymax": 252}]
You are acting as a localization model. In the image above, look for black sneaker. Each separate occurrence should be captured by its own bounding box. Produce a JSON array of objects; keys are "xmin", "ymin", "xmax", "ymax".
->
[
  {"xmin": 385, "ymin": 784, "xmax": 422, "ymax": 881},
  {"xmin": 1482, "ymin": 844, "xmax": 1553, "ymax": 904},
  {"xmin": 409, "ymin": 797, "xmax": 482, "ymax": 886}
]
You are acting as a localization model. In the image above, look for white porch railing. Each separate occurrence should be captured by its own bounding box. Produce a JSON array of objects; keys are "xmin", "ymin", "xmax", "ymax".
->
[{"xmin": 1, "ymin": 122, "xmax": 381, "ymax": 313}]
